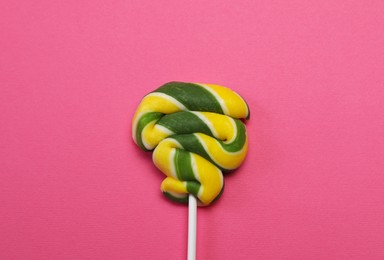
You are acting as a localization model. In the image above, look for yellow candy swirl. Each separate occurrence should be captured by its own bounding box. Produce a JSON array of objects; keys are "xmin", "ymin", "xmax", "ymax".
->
[{"xmin": 132, "ymin": 82, "xmax": 249, "ymax": 205}]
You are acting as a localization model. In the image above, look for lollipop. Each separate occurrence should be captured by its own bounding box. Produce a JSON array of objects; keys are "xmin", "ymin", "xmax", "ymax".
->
[{"xmin": 132, "ymin": 81, "xmax": 249, "ymax": 259}]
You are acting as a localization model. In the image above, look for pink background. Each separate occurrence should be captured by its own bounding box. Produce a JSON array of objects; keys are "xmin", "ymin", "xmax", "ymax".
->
[{"xmin": 1, "ymin": 0, "xmax": 384, "ymax": 259}]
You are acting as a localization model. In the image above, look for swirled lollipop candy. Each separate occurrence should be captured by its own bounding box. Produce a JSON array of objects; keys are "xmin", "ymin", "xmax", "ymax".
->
[
  {"xmin": 132, "ymin": 81, "xmax": 250, "ymax": 205},
  {"xmin": 132, "ymin": 82, "xmax": 250, "ymax": 259}
]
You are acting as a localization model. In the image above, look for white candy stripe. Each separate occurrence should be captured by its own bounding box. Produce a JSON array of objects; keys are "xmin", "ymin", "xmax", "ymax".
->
[
  {"xmin": 167, "ymin": 190, "xmax": 188, "ymax": 199},
  {"xmin": 168, "ymin": 140, "xmax": 179, "ymax": 180},
  {"xmin": 189, "ymin": 111, "xmax": 218, "ymax": 138},
  {"xmin": 191, "ymin": 155, "xmax": 204, "ymax": 198},
  {"xmin": 145, "ymin": 92, "xmax": 187, "ymax": 111},
  {"xmin": 141, "ymin": 120, "xmax": 157, "ymax": 150},
  {"xmin": 154, "ymin": 124, "xmax": 175, "ymax": 136},
  {"xmin": 197, "ymin": 83, "xmax": 229, "ymax": 115},
  {"xmin": 190, "ymin": 154, "xmax": 200, "ymax": 182},
  {"xmin": 189, "ymin": 112, "xmax": 238, "ymax": 143},
  {"xmin": 194, "ymin": 133, "xmax": 246, "ymax": 169},
  {"xmin": 224, "ymin": 117, "xmax": 237, "ymax": 144}
]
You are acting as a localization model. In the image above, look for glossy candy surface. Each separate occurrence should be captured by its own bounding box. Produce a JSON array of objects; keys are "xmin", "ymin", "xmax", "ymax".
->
[{"xmin": 132, "ymin": 82, "xmax": 249, "ymax": 205}]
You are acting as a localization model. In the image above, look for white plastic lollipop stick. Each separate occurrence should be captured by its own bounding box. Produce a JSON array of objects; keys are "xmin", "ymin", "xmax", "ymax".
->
[{"xmin": 188, "ymin": 194, "xmax": 197, "ymax": 260}]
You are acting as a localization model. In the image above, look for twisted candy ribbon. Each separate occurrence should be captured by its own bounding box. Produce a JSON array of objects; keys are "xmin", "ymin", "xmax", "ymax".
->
[{"xmin": 132, "ymin": 82, "xmax": 250, "ymax": 205}]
